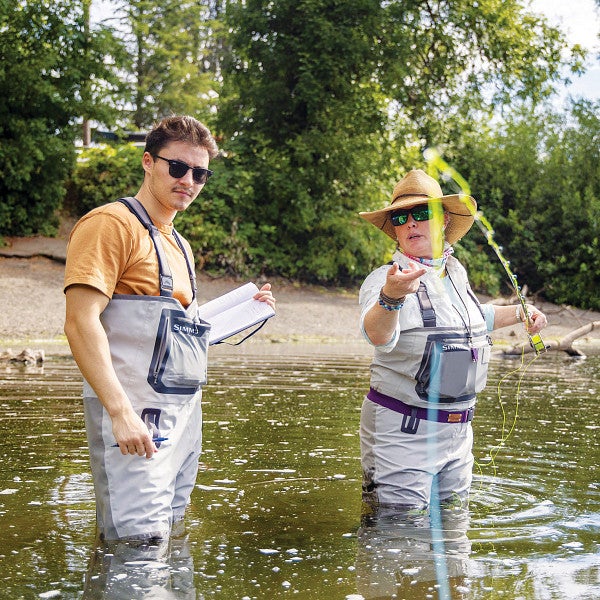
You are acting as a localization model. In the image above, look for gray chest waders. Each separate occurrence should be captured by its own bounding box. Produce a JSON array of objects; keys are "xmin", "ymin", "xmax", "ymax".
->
[
  {"xmin": 413, "ymin": 281, "xmax": 492, "ymax": 406},
  {"xmin": 84, "ymin": 197, "xmax": 211, "ymax": 540},
  {"xmin": 368, "ymin": 273, "xmax": 493, "ymax": 434},
  {"xmin": 361, "ymin": 276, "xmax": 489, "ymax": 508}
]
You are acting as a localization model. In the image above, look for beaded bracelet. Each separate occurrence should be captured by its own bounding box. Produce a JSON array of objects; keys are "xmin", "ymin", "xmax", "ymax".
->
[
  {"xmin": 378, "ymin": 298, "xmax": 403, "ymax": 311},
  {"xmin": 378, "ymin": 289, "xmax": 405, "ymax": 311}
]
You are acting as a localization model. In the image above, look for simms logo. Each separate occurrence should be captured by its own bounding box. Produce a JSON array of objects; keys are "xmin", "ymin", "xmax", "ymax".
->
[
  {"xmin": 173, "ymin": 322, "xmax": 201, "ymax": 336},
  {"xmin": 441, "ymin": 344, "xmax": 465, "ymax": 352}
]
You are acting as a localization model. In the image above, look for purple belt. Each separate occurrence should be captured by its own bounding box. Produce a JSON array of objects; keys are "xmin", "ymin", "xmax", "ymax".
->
[{"xmin": 367, "ymin": 388, "xmax": 475, "ymax": 424}]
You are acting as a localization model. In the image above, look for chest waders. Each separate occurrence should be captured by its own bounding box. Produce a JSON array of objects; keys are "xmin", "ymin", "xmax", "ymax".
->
[
  {"xmin": 83, "ymin": 197, "xmax": 211, "ymax": 540},
  {"xmin": 361, "ymin": 265, "xmax": 492, "ymax": 508},
  {"xmin": 368, "ymin": 261, "xmax": 493, "ymax": 411}
]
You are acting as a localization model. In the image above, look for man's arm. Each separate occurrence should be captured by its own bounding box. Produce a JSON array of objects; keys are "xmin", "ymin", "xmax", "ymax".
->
[{"xmin": 64, "ymin": 285, "xmax": 156, "ymax": 458}]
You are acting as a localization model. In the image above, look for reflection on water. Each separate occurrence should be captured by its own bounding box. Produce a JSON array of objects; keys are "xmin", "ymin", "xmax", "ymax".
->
[
  {"xmin": 0, "ymin": 349, "xmax": 598, "ymax": 598},
  {"xmin": 356, "ymin": 504, "xmax": 472, "ymax": 599},
  {"xmin": 83, "ymin": 533, "xmax": 195, "ymax": 599}
]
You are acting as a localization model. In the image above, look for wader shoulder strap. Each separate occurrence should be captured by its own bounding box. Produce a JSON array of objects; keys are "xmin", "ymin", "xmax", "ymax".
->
[
  {"xmin": 387, "ymin": 261, "xmax": 436, "ymax": 328},
  {"xmin": 117, "ymin": 197, "xmax": 196, "ymax": 299},
  {"xmin": 417, "ymin": 278, "xmax": 484, "ymax": 329},
  {"xmin": 466, "ymin": 287, "xmax": 486, "ymax": 321},
  {"xmin": 416, "ymin": 282, "xmax": 436, "ymax": 328},
  {"xmin": 171, "ymin": 229, "xmax": 198, "ymax": 300}
]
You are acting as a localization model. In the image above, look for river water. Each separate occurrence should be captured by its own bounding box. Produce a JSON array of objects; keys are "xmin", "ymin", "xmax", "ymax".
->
[{"xmin": 0, "ymin": 346, "xmax": 598, "ymax": 599}]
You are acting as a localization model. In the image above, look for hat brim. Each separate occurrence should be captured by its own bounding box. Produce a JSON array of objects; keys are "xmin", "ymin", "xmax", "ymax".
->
[{"xmin": 359, "ymin": 193, "xmax": 476, "ymax": 245}]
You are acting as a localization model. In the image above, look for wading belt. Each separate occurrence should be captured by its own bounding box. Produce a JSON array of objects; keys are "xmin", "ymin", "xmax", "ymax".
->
[{"xmin": 367, "ymin": 387, "xmax": 475, "ymax": 431}]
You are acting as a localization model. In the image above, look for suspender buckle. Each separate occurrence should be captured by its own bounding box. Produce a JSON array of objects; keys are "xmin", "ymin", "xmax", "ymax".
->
[
  {"xmin": 401, "ymin": 407, "xmax": 420, "ymax": 434},
  {"xmin": 160, "ymin": 274, "xmax": 174, "ymax": 295}
]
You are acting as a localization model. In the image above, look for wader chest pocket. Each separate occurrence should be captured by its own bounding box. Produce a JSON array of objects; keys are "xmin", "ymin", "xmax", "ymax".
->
[
  {"xmin": 415, "ymin": 334, "xmax": 491, "ymax": 403},
  {"xmin": 148, "ymin": 308, "xmax": 211, "ymax": 394}
]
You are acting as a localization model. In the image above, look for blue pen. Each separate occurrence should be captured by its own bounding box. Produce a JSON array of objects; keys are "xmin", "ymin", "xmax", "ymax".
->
[{"xmin": 112, "ymin": 437, "xmax": 169, "ymax": 447}]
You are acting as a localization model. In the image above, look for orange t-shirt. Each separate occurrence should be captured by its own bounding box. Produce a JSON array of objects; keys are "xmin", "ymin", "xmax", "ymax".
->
[{"xmin": 64, "ymin": 201, "xmax": 195, "ymax": 307}]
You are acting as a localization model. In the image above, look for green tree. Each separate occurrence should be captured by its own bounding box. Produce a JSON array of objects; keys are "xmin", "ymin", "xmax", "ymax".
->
[
  {"xmin": 0, "ymin": 0, "xmax": 123, "ymax": 235},
  {"xmin": 217, "ymin": 0, "xmax": 399, "ymax": 281},
  {"xmin": 379, "ymin": 0, "xmax": 586, "ymax": 144},
  {"xmin": 215, "ymin": 0, "xmax": 583, "ymax": 282},
  {"xmin": 530, "ymin": 100, "xmax": 600, "ymax": 309},
  {"xmin": 451, "ymin": 100, "xmax": 600, "ymax": 308},
  {"xmin": 101, "ymin": 0, "xmax": 222, "ymax": 129}
]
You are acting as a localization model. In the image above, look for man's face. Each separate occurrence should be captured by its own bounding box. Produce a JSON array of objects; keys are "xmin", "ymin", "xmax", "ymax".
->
[{"xmin": 142, "ymin": 141, "xmax": 211, "ymax": 216}]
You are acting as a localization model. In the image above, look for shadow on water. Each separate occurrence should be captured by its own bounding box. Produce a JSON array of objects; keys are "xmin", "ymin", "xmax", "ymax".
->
[{"xmin": 0, "ymin": 348, "xmax": 598, "ymax": 598}]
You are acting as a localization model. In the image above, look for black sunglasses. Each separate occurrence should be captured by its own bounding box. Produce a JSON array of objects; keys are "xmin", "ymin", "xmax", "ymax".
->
[
  {"xmin": 390, "ymin": 206, "xmax": 434, "ymax": 226},
  {"xmin": 154, "ymin": 155, "xmax": 213, "ymax": 184}
]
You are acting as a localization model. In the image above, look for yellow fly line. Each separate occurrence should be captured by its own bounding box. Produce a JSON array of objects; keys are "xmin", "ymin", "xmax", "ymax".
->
[{"xmin": 424, "ymin": 148, "xmax": 547, "ymax": 356}]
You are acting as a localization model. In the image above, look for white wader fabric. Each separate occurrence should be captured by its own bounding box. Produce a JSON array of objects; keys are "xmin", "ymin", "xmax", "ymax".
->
[
  {"xmin": 360, "ymin": 397, "xmax": 474, "ymax": 508},
  {"xmin": 83, "ymin": 198, "xmax": 210, "ymax": 540},
  {"xmin": 84, "ymin": 377, "xmax": 203, "ymax": 540},
  {"xmin": 359, "ymin": 253, "xmax": 490, "ymax": 509}
]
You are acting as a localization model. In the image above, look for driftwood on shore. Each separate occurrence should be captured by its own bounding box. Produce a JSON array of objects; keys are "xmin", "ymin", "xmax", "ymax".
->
[
  {"xmin": 0, "ymin": 348, "xmax": 45, "ymax": 365},
  {"xmin": 503, "ymin": 321, "xmax": 600, "ymax": 357}
]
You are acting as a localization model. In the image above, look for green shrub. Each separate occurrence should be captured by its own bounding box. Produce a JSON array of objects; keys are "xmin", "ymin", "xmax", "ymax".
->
[
  {"xmin": 453, "ymin": 237, "xmax": 502, "ymax": 297},
  {"xmin": 65, "ymin": 144, "xmax": 144, "ymax": 216},
  {"xmin": 0, "ymin": 118, "xmax": 74, "ymax": 236}
]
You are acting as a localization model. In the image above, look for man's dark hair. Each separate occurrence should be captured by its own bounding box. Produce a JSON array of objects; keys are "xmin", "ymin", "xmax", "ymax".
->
[{"xmin": 144, "ymin": 115, "xmax": 219, "ymax": 159}]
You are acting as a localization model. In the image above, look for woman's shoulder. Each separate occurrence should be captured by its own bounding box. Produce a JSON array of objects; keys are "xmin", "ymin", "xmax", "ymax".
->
[
  {"xmin": 446, "ymin": 254, "xmax": 468, "ymax": 275},
  {"xmin": 73, "ymin": 200, "xmax": 148, "ymax": 238},
  {"xmin": 359, "ymin": 264, "xmax": 391, "ymax": 304}
]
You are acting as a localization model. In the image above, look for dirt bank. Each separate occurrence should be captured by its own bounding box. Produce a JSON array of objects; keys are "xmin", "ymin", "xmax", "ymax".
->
[{"xmin": 1, "ymin": 236, "xmax": 599, "ymax": 356}]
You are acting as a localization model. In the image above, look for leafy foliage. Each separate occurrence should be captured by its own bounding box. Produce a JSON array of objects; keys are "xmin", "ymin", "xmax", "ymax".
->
[
  {"xmin": 451, "ymin": 100, "xmax": 600, "ymax": 309},
  {"xmin": 217, "ymin": 0, "xmax": 393, "ymax": 281},
  {"xmin": 65, "ymin": 144, "xmax": 144, "ymax": 216},
  {"xmin": 214, "ymin": 0, "xmax": 584, "ymax": 282},
  {"xmin": 2, "ymin": 0, "xmax": 598, "ymax": 312},
  {"xmin": 101, "ymin": 0, "xmax": 222, "ymax": 130},
  {"xmin": 376, "ymin": 0, "xmax": 585, "ymax": 144},
  {"xmin": 0, "ymin": 0, "xmax": 124, "ymax": 235}
]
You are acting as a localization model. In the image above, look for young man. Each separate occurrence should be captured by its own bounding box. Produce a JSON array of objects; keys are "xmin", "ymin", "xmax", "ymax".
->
[{"xmin": 64, "ymin": 115, "xmax": 274, "ymax": 540}]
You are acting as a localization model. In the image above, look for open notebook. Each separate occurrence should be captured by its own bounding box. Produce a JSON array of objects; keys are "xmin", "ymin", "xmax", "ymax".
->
[{"xmin": 198, "ymin": 282, "xmax": 275, "ymax": 345}]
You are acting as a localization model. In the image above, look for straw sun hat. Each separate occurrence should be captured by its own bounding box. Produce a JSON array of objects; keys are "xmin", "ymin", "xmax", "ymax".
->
[{"xmin": 359, "ymin": 169, "xmax": 477, "ymax": 245}]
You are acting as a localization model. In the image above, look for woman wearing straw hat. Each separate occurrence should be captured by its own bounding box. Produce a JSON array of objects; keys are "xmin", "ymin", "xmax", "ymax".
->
[{"xmin": 357, "ymin": 169, "xmax": 547, "ymax": 510}]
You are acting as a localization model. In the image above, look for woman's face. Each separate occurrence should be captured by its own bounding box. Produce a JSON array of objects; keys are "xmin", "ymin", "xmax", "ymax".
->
[{"xmin": 392, "ymin": 204, "xmax": 449, "ymax": 259}]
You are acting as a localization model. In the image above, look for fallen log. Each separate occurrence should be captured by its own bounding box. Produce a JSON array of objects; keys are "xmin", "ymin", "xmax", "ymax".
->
[{"xmin": 502, "ymin": 321, "xmax": 600, "ymax": 358}]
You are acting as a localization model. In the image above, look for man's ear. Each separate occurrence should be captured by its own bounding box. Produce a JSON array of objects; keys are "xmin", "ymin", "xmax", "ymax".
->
[{"xmin": 142, "ymin": 152, "xmax": 154, "ymax": 175}]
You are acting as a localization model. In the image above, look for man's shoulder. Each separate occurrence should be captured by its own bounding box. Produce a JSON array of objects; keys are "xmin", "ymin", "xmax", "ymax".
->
[
  {"xmin": 87, "ymin": 199, "xmax": 135, "ymax": 217},
  {"xmin": 76, "ymin": 200, "xmax": 143, "ymax": 230}
]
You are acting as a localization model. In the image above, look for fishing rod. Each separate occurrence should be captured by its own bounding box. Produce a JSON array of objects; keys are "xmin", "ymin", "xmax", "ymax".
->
[{"xmin": 424, "ymin": 148, "xmax": 547, "ymax": 355}]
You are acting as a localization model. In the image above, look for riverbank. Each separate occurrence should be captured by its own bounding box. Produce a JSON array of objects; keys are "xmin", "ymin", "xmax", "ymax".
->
[{"xmin": 1, "ymin": 235, "xmax": 599, "ymax": 357}]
